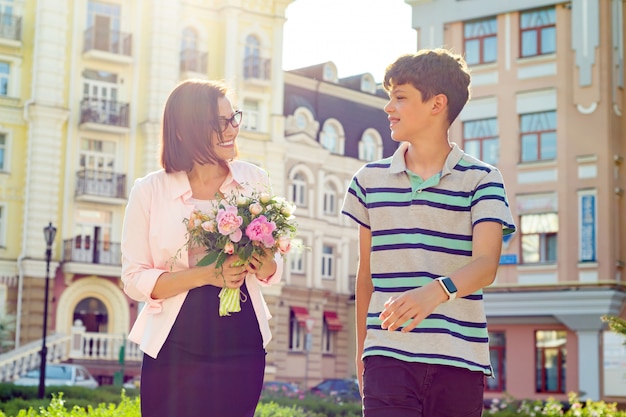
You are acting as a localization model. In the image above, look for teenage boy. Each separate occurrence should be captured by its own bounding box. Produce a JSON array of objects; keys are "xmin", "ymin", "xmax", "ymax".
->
[{"xmin": 341, "ymin": 48, "xmax": 516, "ymax": 417}]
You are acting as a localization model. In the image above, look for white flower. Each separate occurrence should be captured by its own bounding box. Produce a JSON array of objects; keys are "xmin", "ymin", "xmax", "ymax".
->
[{"xmin": 260, "ymin": 193, "xmax": 271, "ymax": 203}]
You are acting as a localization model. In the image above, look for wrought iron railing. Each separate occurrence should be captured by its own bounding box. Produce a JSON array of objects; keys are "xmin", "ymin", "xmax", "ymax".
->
[
  {"xmin": 243, "ymin": 56, "xmax": 271, "ymax": 80},
  {"xmin": 180, "ymin": 49, "xmax": 208, "ymax": 73},
  {"xmin": 79, "ymin": 98, "xmax": 129, "ymax": 128},
  {"xmin": 0, "ymin": 13, "xmax": 21, "ymax": 41},
  {"xmin": 62, "ymin": 238, "xmax": 121, "ymax": 266},
  {"xmin": 75, "ymin": 169, "xmax": 126, "ymax": 199},
  {"xmin": 83, "ymin": 27, "xmax": 132, "ymax": 56}
]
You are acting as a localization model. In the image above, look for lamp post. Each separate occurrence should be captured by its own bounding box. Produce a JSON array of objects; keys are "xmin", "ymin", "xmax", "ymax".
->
[{"xmin": 38, "ymin": 222, "xmax": 56, "ymax": 399}]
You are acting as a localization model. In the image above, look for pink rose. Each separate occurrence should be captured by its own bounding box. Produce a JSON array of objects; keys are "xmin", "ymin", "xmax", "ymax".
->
[
  {"xmin": 224, "ymin": 242, "xmax": 235, "ymax": 254},
  {"xmin": 245, "ymin": 215, "xmax": 276, "ymax": 248},
  {"xmin": 216, "ymin": 206, "xmax": 243, "ymax": 242},
  {"xmin": 277, "ymin": 236, "xmax": 291, "ymax": 254}
]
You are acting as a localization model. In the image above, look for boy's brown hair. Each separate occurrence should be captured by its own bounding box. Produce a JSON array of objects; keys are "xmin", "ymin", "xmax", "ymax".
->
[
  {"xmin": 161, "ymin": 79, "xmax": 235, "ymax": 173},
  {"xmin": 383, "ymin": 48, "xmax": 471, "ymax": 126}
]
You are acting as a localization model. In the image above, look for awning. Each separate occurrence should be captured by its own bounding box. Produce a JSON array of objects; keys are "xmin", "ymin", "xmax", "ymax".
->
[
  {"xmin": 323, "ymin": 311, "xmax": 343, "ymax": 331},
  {"xmin": 291, "ymin": 306, "xmax": 309, "ymax": 327}
]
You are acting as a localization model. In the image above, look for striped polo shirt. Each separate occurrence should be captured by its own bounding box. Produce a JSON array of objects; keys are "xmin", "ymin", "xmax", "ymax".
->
[{"xmin": 341, "ymin": 142, "xmax": 516, "ymax": 375}]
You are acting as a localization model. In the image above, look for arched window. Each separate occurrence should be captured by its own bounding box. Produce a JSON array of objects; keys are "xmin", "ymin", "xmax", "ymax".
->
[
  {"xmin": 244, "ymin": 35, "xmax": 266, "ymax": 79},
  {"xmin": 290, "ymin": 172, "xmax": 307, "ymax": 207},
  {"xmin": 320, "ymin": 119, "xmax": 345, "ymax": 155},
  {"xmin": 180, "ymin": 27, "xmax": 207, "ymax": 73},
  {"xmin": 359, "ymin": 128, "xmax": 382, "ymax": 161}
]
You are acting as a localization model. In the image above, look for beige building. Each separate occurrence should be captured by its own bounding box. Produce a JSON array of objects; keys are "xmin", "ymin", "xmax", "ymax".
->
[{"xmin": 405, "ymin": 0, "xmax": 626, "ymax": 405}]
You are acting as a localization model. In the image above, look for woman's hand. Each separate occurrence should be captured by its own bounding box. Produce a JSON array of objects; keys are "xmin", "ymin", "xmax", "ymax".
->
[
  {"xmin": 213, "ymin": 254, "xmax": 247, "ymax": 289},
  {"xmin": 245, "ymin": 248, "xmax": 277, "ymax": 281}
]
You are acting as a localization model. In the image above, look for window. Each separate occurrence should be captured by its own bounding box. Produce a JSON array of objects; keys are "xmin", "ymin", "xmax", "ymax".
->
[
  {"xmin": 242, "ymin": 99, "xmax": 260, "ymax": 131},
  {"xmin": 180, "ymin": 27, "xmax": 205, "ymax": 73},
  {"xmin": 520, "ymin": 8, "xmax": 556, "ymax": 58},
  {"xmin": 464, "ymin": 17, "xmax": 497, "ymax": 65},
  {"xmin": 520, "ymin": 110, "xmax": 556, "ymax": 162},
  {"xmin": 244, "ymin": 35, "xmax": 269, "ymax": 79},
  {"xmin": 320, "ymin": 119, "xmax": 344, "ymax": 155},
  {"xmin": 463, "ymin": 118, "xmax": 499, "ymax": 165},
  {"xmin": 71, "ymin": 209, "xmax": 114, "ymax": 264},
  {"xmin": 0, "ymin": 132, "xmax": 6, "ymax": 171},
  {"xmin": 290, "ymin": 172, "xmax": 307, "ymax": 207},
  {"xmin": 82, "ymin": 69, "xmax": 121, "ymax": 124},
  {"xmin": 322, "ymin": 311, "xmax": 342, "ymax": 354},
  {"xmin": 486, "ymin": 332, "xmax": 506, "ymax": 392},
  {"xmin": 536, "ymin": 330, "xmax": 566, "ymax": 393},
  {"xmin": 87, "ymin": 1, "xmax": 122, "ymax": 53},
  {"xmin": 359, "ymin": 129, "xmax": 382, "ymax": 161},
  {"xmin": 0, "ymin": 204, "xmax": 5, "ymax": 248},
  {"xmin": 289, "ymin": 308, "xmax": 307, "ymax": 351},
  {"xmin": 520, "ymin": 213, "xmax": 558, "ymax": 264},
  {"xmin": 289, "ymin": 238, "xmax": 305, "ymax": 274},
  {"xmin": 0, "ymin": 61, "xmax": 8, "ymax": 96},
  {"xmin": 323, "ymin": 183, "xmax": 337, "ymax": 216},
  {"xmin": 321, "ymin": 244, "xmax": 334, "ymax": 279}
]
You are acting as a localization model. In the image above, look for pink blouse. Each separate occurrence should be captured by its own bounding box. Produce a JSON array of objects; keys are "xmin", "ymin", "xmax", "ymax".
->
[{"xmin": 121, "ymin": 161, "xmax": 283, "ymax": 358}]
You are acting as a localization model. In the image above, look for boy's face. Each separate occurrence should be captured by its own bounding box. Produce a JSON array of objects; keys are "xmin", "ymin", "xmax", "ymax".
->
[{"xmin": 384, "ymin": 83, "xmax": 435, "ymax": 142}]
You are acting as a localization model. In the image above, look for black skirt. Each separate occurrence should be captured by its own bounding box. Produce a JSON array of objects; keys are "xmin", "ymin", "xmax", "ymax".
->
[{"xmin": 140, "ymin": 282, "xmax": 265, "ymax": 417}]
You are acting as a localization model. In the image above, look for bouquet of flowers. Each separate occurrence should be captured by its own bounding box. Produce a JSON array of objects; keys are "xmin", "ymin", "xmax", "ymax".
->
[{"xmin": 183, "ymin": 189, "xmax": 297, "ymax": 316}]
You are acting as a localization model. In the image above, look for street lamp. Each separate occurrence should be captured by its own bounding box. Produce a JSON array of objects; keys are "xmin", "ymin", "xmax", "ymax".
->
[{"xmin": 38, "ymin": 222, "xmax": 56, "ymax": 399}]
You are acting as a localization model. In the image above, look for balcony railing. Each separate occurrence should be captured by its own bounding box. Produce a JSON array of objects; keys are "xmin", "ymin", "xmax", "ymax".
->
[
  {"xmin": 243, "ymin": 56, "xmax": 271, "ymax": 80},
  {"xmin": 63, "ymin": 238, "xmax": 121, "ymax": 266},
  {"xmin": 0, "ymin": 13, "xmax": 21, "ymax": 41},
  {"xmin": 75, "ymin": 169, "xmax": 126, "ymax": 199},
  {"xmin": 83, "ymin": 27, "xmax": 132, "ymax": 56},
  {"xmin": 80, "ymin": 98, "xmax": 129, "ymax": 128},
  {"xmin": 180, "ymin": 49, "xmax": 208, "ymax": 73}
]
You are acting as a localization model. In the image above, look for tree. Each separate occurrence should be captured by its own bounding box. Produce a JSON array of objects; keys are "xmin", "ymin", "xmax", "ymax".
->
[{"xmin": 0, "ymin": 313, "xmax": 16, "ymax": 353}]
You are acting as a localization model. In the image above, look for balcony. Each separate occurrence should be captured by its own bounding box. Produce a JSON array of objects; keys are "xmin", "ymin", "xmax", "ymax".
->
[
  {"xmin": 79, "ymin": 98, "xmax": 130, "ymax": 133},
  {"xmin": 75, "ymin": 169, "xmax": 126, "ymax": 204},
  {"xmin": 63, "ymin": 238, "xmax": 121, "ymax": 267},
  {"xmin": 180, "ymin": 48, "xmax": 208, "ymax": 75},
  {"xmin": 83, "ymin": 27, "xmax": 133, "ymax": 64},
  {"xmin": 243, "ymin": 56, "xmax": 271, "ymax": 83},
  {"xmin": 0, "ymin": 13, "xmax": 22, "ymax": 45}
]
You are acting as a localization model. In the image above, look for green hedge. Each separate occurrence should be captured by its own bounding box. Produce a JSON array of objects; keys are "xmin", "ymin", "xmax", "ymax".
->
[{"xmin": 0, "ymin": 384, "xmax": 624, "ymax": 417}]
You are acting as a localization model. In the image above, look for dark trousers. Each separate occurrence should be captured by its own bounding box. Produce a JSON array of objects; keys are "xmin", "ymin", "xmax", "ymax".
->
[{"xmin": 362, "ymin": 356, "xmax": 484, "ymax": 417}]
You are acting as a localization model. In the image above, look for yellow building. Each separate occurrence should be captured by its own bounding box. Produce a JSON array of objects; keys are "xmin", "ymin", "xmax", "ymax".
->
[{"xmin": 0, "ymin": 0, "xmax": 295, "ymax": 383}]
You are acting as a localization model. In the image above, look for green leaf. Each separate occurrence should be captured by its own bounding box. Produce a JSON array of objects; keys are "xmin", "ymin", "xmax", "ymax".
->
[{"xmin": 196, "ymin": 252, "xmax": 219, "ymax": 266}]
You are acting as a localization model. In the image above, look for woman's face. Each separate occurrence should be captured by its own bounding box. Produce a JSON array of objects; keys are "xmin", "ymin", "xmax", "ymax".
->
[{"xmin": 211, "ymin": 96, "xmax": 240, "ymax": 161}]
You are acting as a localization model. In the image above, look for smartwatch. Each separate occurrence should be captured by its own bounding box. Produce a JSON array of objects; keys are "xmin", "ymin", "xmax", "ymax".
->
[{"xmin": 436, "ymin": 277, "xmax": 457, "ymax": 301}]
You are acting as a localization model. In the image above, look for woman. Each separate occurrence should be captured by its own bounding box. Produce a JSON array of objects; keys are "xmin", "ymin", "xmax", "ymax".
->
[{"xmin": 121, "ymin": 79, "xmax": 282, "ymax": 417}]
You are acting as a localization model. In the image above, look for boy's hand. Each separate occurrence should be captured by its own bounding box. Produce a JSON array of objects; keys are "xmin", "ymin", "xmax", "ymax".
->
[{"xmin": 379, "ymin": 282, "xmax": 448, "ymax": 332}]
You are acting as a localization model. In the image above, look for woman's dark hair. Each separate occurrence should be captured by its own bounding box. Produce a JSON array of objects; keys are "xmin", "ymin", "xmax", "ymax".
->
[
  {"xmin": 383, "ymin": 48, "xmax": 471, "ymax": 126},
  {"xmin": 161, "ymin": 79, "xmax": 233, "ymax": 173}
]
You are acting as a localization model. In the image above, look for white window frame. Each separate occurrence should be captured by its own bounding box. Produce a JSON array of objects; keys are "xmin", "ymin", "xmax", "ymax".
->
[
  {"xmin": 321, "ymin": 244, "xmax": 335, "ymax": 280},
  {"xmin": 289, "ymin": 237, "xmax": 305, "ymax": 274},
  {"xmin": 289, "ymin": 311, "xmax": 305, "ymax": 352},
  {"xmin": 320, "ymin": 119, "xmax": 345, "ymax": 155},
  {"xmin": 0, "ymin": 130, "xmax": 9, "ymax": 172},
  {"xmin": 321, "ymin": 320, "xmax": 334, "ymax": 354},
  {"xmin": 0, "ymin": 55, "xmax": 21, "ymax": 97},
  {"xmin": 520, "ymin": 212, "xmax": 558, "ymax": 264},
  {"xmin": 242, "ymin": 98, "xmax": 261, "ymax": 132},
  {"xmin": 323, "ymin": 183, "xmax": 337, "ymax": 216},
  {"xmin": 359, "ymin": 128, "xmax": 383, "ymax": 161},
  {"xmin": 0, "ymin": 203, "xmax": 6, "ymax": 248},
  {"xmin": 290, "ymin": 172, "xmax": 307, "ymax": 208}
]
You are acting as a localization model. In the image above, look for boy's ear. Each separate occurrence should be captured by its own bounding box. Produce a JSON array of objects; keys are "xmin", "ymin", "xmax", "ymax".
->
[{"xmin": 431, "ymin": 94, "xmax": 448, "ymax": 115}]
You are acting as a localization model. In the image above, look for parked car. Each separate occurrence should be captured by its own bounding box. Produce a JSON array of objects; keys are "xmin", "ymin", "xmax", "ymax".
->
[
  {"xmin": 123, "ymin": 374, "xmax": 141, "ymax": 390},
  {"xmin": 310, "ymin": 378, "xmax": 360, "ymax": 400},
  {"xmin": 262, "ymin": 380, "xmax": 301, "ymax": 394},
  {"xmin": 13, "ymin": 364, "xmax": 99, "ymax": 389}
]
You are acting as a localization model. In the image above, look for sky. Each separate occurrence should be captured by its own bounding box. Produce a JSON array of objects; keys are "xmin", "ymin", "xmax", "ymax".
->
[{"xmin": 282, "ymin": 0, "xmax": 417, "ymax": 82}]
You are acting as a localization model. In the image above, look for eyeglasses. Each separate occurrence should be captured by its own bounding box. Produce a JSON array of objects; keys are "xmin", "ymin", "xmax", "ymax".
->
[{"xmin": 216, "ymin": 110, "xmax": 243, "ymax": 132}]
